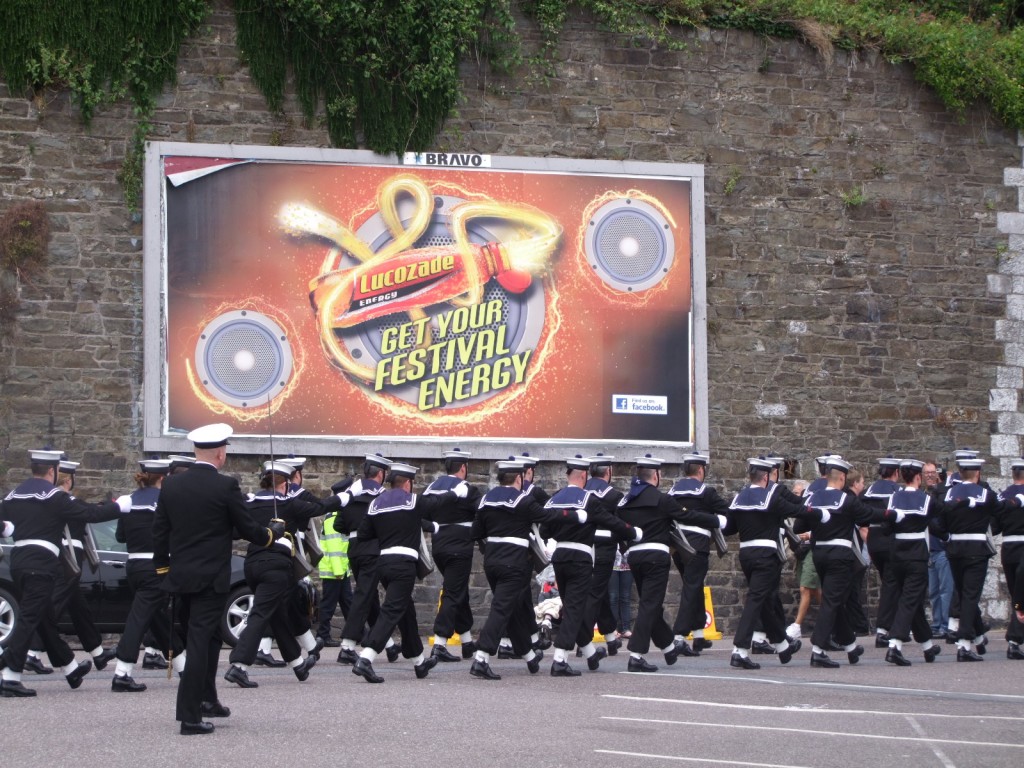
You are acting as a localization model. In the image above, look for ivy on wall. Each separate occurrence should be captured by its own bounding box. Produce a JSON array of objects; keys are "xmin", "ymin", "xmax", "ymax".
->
[{"xmin": 1, "ymin": 1, "xmax": 1024, "ymax": 210}]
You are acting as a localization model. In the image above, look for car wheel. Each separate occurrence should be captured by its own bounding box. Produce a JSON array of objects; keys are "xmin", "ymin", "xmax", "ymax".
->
[
  {"xmin": 220, "ymin": 585, "xmax": 253, "ymax": 648},
  {"xmin": 0, "ymin": 587, "xmax": 18, "ymax": 646}
]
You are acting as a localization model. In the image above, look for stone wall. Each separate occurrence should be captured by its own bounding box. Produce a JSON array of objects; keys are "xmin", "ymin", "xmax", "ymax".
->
[{"xmin": 1, "ymin": 3, "xmax": 1019, "ymax": 632}]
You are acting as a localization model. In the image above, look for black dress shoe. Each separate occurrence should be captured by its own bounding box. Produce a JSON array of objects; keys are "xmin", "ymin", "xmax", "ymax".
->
[
  {"xmin": 385, "ymin": 645, "xmax": 401, "ymax": 663},
  {"xmin": 663, "ymin": 644, "xmax": 680, "ymax": 666},
  {"xmin": 497, "ymin": 645, "xmax": 519, "ymax": 659},
  {"xmin": 461, "ymin": 641, "xmax": 477, "ymax": 659},
  {"xmin": 606, "ymin": 637, "xmax": 622, "ymax": 656},
  {"xmin": 945, "ymin": 632, "xmax": 957, "ymax": 644},
  {"xmin": 692, "ymin": 637, "xmax": 713, "ymax": 652},
  {"xmin": 201, "ymin": 701, "xmax": 231, "ymax": 718},
  {"xmin": 751, "ymin": 639, "xmax": 775, "ymax": 655},
  {"xmin": 825, "ymin": 638, "xmax": 845, "ymax": 652},
  {"xmin": 319, "ymin": 637, "xmax": 341, "ymax": 648},
  {"xmin": 307, "ymin": 637, "xmax": 325, "ymax": 663},
  {"xmin": 414, "ymin": 655, "xmax": 438, "ymax": 679},
  {"xmin": 432, "ymin": 644, "xmax": 461, "ymax": 662},
  {"xmin": 675, "ymin": 640, "xmax": 700, "ymax": 657},
  {"xmin": 0, "ymin": 679, "xmax": 37, "ymax": 697},
  {"xmin": 254, "ymin": 651, "xmax": 286, "ymax": 668},
  {"xmin": 1007, "ymin": 643, "xmax": 1024, "ymax": 660},
  {"xmin": 779, "ymin": 638, "xmax": 801, "ymax": 665},
  {"xmin": 293, "ymin": 657, "xmax": 316, "ymax": 682},
  {"xmin": 730, "ymin": 653, "xmax": 760, "ymax": 670},
  {"xmin": 93, "ymin": 648, "xmax": 117, "ymax": 671},
  {"xmin": 533, "ymin": 634, "xmax": 552, "ymax": 651},
  {"xmin": 587, "ymin": 647, "xmax": 608, "ymax": 671},
  {"xmin": 352, "ymin": 657, "xmax": 384, "ymax": 683},
  {"xmin": 24, "ymin": 656, "xmax": 54, "ymax": 674},
  {"xmin": 469, "ymin": 660, "xmax": 500, "ymax": 680},
  {"xmin": 976, "ymin": 636, "xmax": 988, "ymax": 656},
  {"xmin": 924, "ymin": 645, "xmax": 942, "ymax": 663},
  {"xmin": 810, "ymin": 651, "xmax": 839, "ymax": 668},
  {"xmin": 142, "ymin": 653, "xmax": 168, "ymax": 670},
  {"xmin": 224, "ymin": 665, "xmax": 258, "ymax": 688},
  {"xmin": 847, "ymin": 645, "xmax": 865, "ymax": 665},
  {"xmin": 957, "ymin": 648, "xmax": 984, "ymax": 662},
  {"xmin": 874, "ymin": 634, "xmax": 889, "ymax": 649},
  {"xmin": 337, "ymin": 648, "xmax": 358, "ymax": 665},
  {"xmin": 885, "ymin": 647, "xmax": 911, "ymax": 666},
  {"xmin": 180, "ymin": 721, "xmax": 214, "ymax": 736},
  {"xmin": 550, "ymin": 660, "xmax": 581, "ymax": 677},
  {"xmin": 66, "ymin": 660, "xmax": 92, "ymax": 689},
  {"xmin": 111, "ymin": 674, "xmax": 147, "ymax": 692},
  {"xmin": 526, "ymin": 650, "xmax": 543, "ymax": 674},
  {"xmin": 626, "ymin": 656, "xmax": 658, "ymax": 673}
]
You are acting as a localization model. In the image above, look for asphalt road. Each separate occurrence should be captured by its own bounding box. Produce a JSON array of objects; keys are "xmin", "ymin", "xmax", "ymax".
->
[{"xmin": 2, "ymin": 637, "xmax": 1022, "ymax": 767}]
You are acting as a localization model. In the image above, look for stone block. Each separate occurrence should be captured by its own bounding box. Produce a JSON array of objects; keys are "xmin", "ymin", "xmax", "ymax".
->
[
  {"xmin": 996, "ymin": 365, "xmax": 1024, "ymax": 389},
  {"xmin": 990, "ymin": 434, "xmax": 1021, "ymax": 457},
  {"xmin": 998, "ymin": 411, "xmax": 1024, "ymax": 435},
  {"xmin": 990, "ymin": 388, "xmax": 1019, "ymax": 412}
]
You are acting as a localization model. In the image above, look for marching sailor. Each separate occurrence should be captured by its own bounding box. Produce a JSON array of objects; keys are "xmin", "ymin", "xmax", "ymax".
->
[
  {"xmin": 862, "ymin": 456, "xmax": 902, "ymax": 649},
  {"xmin": 544, "ymin": 456, "xmax": 640, "ymax": 676},
  {"xmin": 351, "ymin": 463, "xmax": 466, "ymax": 684},
  {"xmin": 618, "ymin": 454, "xmax": 726, "ymax": 673},
  {"xmin": 111, "ymin": 458, "xmax": 186, "ymax": 692},
  {"xmin": 469, "ymin": 459, "xmax": 584, "ymax": 680},
  {"xmin": 726, "ymin": 457, "xmax": 816, "ymax": 670},
  {"xmin": 668, "ymin": 452, "xmax": 730, "ymax": 657},
  {"xmin": 0, "ymin": 449, "xmax": 132, "ymax": 698},
  {"xmin": 583, "ymin": 453, "xmax": 627, "ymax": 655},
  {"xmin": 997, "ymin": 457, "xmax": 1024, "ymax": 659},
  {"xmin": 423, "ymin": 448, "xmax": 483, "ymax": 662}
]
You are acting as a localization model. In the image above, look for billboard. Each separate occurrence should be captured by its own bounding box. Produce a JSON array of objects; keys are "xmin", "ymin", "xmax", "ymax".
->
[{"xmin": 142, "ymin": 144, "xmax": 707, "ymax": 458}]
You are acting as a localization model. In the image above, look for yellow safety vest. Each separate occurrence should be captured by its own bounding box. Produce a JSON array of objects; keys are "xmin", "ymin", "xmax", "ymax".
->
[{"xmin": 319, "ymin": 511, "xmax": 350, "ymax": 579}]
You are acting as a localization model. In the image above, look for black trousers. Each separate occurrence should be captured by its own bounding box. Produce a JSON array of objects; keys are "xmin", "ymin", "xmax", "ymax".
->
[
  {"xmin": 948, "ymin": 555, "xmax": 989, "ymax": 641},
  {"xmin": 32, "ymin": 551, "xmax": 102, "ymax": 654},
  {"xmin": 3, "ymin": 564, "xmax": 75, "ymax": 672},
  {"xmin": 364, "ymin": 557, "xmax": 422, "ymax": 657},
  {"xmin": 1002, "ymin": 556, "xmax": 1023, "ymax": 644},
  {"xmin": 734, "ymin": 551, "xmax": 786, "ymax": 649},
  {"xmin": 230, "ymin": 556, "xmax": 302, "ymax": 665},
  {"xmin": 316, "ymin": 576, "xmax": 352, "ymax": 640},
  {"xmin": 671, "ymin": 549, "xmax": 709, "ymax": 635},
  {"xmin": 340, "ymin": 554, "xmax": 382, "ymax": 643},
  {"xmin": 174, "ymin": 589, "xmax": 224, "ymax": 723},
  {"xmin": 888, "ymin": 558, "xmax": 932, "ymax": 644},
  {"xmin": 872, "ymin": 549, "xmax": 898, "ymax": 632},
  {"xmin": 432, "ymin": 550, "xmax": 474, "ymax": 639},
  {"xmin": 810, "ymin": 550, "xmax": 858, "ymax": 649},
  {"xmin": 627, "ymin": 552, "xmax": 673, "ymax": 655},
  {"xmin": 553, "ymin": 556, "xmax": 595, "ymax": 650},
  {"xmin": 116, "ymin": 562, "xmax": 183, "ymax": 664},
  {"xmin": 478, "ymin": 562, "xmax": 534, "ymax": 656},
  {"xmin": 587, "ymin": 544, "xmax": 618, "ymax": 635}
]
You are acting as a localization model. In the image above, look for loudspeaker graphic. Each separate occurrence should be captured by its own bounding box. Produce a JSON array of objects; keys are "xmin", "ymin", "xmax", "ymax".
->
[
  {"xmin": 194, "ymin": 310, "xmax": 293, "ymax": 408},
  {"xmin": 583, "ymin": 197, "xmax": 674, "ymax": 292}
]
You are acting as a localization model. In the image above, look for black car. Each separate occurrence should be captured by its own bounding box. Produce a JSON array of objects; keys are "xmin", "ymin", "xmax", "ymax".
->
[{"xmin": 0, "ymin": 518, "xmax": 257, "ymax": 649}]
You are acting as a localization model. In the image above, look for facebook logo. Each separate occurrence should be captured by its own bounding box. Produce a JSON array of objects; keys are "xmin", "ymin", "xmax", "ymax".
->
[
  {"xmin": 612, "ymin": 394, "xmax": 668, "ymax": 415},
  {"xmin": 614, "ymin": 397, "xmax": 629, "ymax": 411}
]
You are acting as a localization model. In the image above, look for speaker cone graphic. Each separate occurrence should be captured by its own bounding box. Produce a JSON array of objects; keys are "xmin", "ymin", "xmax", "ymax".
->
[
  {"xmin": 194, "ymin": 310, "xmax": 293, "ymax": 408},
  {"xmin": 584, "ymin": 197, "xmax": 674, "ymax": 293}
]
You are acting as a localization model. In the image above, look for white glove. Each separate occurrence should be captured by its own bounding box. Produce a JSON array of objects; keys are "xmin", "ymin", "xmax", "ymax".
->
[
  {"xmin": 632, "ymin": 526, "xmax": 643, "ymax": 543},
  {"xmin": 818, "ymin": 510, "xmax": 831, "ymax": 525},
  {"xmin": 1, "ymin": 521, "xmax": 13, "ymax": 538},
  {"xmin": 967, "ymin": 497, "xmax": 978, "ymax": 508},
  {"xmin": 453, "ymin": 481, "xmax": 469, "ymax": 499},
  {"xmin": 432, "ymin": 521, "xmax": 440, "ymax": 534},
  {"xmin": 717, "ymin": 515, "xmax": 728, "ymax": 530},
  {"xmin": 1016, "ymin": 494, "xmax": 1024, "ymax": 507},
  {"xmin": 894, "ymin": 510, "xmax": 906, "ymax": 524},
  {"xmin": 116, "ymin": 495, "xmax": 133, "ymax": 514},
  {"xmin": 349, "ymin": 478, "xmax": 364, "ymax": 496},
  {"xmin": 336, "ymin": 491, "xmax": 352, "ymax": 507},
  {"xmin": 575, "ymin": 509, "xmax": 588, "ymax": 524}
]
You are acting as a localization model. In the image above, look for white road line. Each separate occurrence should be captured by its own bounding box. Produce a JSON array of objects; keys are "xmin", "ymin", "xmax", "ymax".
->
[
  {"xmin": 593, "ymin": 749, "xmax": 812, "ymax": 768},
  {"xmin": 616, "ymin": 671, "xmax": 1024, "ymax": 701},
  {"xmin": 601, "ymin": 694, "xmax": 1024, "ymax": 721},
  {"xmin": 600, "ymin": 716, "xmax": 1024, "ymax": 750},
  {"xmin": 905, "ymin": 715, "xmax": 957, "ymax": 768}
]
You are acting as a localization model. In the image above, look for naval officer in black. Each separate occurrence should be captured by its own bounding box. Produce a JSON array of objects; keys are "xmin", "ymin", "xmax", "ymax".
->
[
  {"xmin": 153, "ymin": 423, "xmax": 283, "ymax": 735},
  {"xmin": 583, "ymin": 453, "xmax": 627, "ymax": 655},
  {"xmin": 0, "ymin": 449, "xmax": 131, "ymax": 698},
  {"xmin": 997, "ymin": 457, "xmax": 1024, "ymax": 659}
]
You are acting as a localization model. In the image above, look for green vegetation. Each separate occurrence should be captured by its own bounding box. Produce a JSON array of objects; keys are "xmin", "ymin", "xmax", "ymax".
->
[{"xmin": 2, "ymin": 1, "xmax": 1024, "ymax": 207}]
